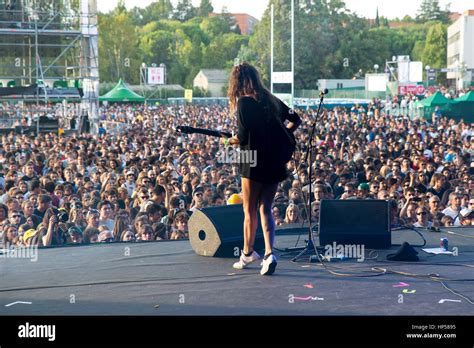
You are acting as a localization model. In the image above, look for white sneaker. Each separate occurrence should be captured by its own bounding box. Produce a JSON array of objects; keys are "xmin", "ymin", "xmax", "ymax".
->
[
  {"xmin": 260, "ymin": 254, "xmax": 277, "ymax": 275},
  {"xmin": 233, "ymin": 250, "xmax": 261, "ymax": 269}
]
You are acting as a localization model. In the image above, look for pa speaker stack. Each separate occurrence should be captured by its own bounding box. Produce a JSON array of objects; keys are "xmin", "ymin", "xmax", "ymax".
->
[
  {"xmin": 188, "ymin": 204, "xmax": 264, "ymax": 257},
  {"xmin": 319, "ymin": 199, "xmax": 391, "ymax": 249}
]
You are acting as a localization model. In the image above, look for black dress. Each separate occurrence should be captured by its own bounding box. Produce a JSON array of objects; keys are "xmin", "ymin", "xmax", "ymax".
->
[{"xmin": 236, "ymin": 96, "xmax": 300, "ymax": 184}]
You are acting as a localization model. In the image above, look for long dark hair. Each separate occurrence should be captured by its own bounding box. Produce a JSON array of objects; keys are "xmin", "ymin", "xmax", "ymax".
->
[{"xmin": 227, "ymin": 62, "xmax": 280, "ymax": 117}]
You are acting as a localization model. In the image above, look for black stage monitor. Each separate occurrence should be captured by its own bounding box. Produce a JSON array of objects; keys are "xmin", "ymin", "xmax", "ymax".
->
[{"xmin": 319, "ymin": 200, "xmax": 391, "ymax": 249}]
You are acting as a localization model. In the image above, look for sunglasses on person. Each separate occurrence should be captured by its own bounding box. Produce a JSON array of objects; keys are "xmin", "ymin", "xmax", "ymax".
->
[
  {"xmin": 87, "ymin": 209, "xmax": 100, "ymax": 217},
  {"xmin": 416, "ymin": 212, "xmax": 427, "ymax": 216}
]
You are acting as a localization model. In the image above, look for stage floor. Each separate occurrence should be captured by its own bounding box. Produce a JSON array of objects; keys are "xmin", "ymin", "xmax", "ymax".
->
[{"xmin": 1, "ymin": 227, "xmax": 474, "ymax": 315}]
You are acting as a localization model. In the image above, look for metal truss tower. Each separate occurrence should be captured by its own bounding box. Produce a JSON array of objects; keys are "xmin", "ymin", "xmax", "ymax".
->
[{"xmin": 0, "ymin": 0, "xmax": 99, "ymax": 133}]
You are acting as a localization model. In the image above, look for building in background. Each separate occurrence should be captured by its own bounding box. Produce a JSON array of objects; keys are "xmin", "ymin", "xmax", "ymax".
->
[
  {"xmin": 447, "ymin": 10, "xmax": 474, "ymax": 89},
  {"xmin": 209, "ymin": 13, "xmax": 258, "ymax": 35},
  {"xmin": 193, "ymin": 69, "xmax": 228, "ymax": 97}
]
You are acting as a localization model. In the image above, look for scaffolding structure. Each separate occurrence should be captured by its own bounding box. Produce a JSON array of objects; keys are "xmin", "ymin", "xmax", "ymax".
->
[{"xmin": 0, "ymin": 0, "xmax": 99, "ymax": 133}]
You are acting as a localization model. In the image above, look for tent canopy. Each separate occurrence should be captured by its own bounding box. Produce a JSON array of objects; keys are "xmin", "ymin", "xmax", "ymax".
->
[
  {"xmin": 452, "ymin": 90, "xmax": 474, "ymax": 103},
  {"xmin": 419, "ymin": 91, "xmax": 452, "ymax": 107},
  {"xmin": 447, "ymin": 90, "xmax": 474, "ymax": 122},
  {"xmin": 99, "ymin": 79, "xmax": 145, "ymax": 102}
]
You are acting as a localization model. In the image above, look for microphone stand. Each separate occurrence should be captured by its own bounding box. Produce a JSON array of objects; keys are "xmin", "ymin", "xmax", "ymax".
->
[{"xmin": 291, "ymin": 90, "xmax": 327, "ymax": 262}]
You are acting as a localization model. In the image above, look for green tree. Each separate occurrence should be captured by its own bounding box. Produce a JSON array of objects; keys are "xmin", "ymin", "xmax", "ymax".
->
[
  {"xmin": 203, "ymin": 33, "xmax": 248, "ymax": 69},
  {"xmin": 236, "ymin": 45, "xmax": 255, "ymax": 63},
  {"xmin": 140, "ymin": 0, "xmax": 174, "ymax": 24},
  {"xmin": 185, "ymin": 34, "xmax": 204, "ymax": 86},
  {"xmin": 140, "ymin": 29, "xmax": 175, "ymax": 68},
  {"xmin": 181, "ymin": 19, "xmax": 206, "ymax": 43},
  {"xmin": 220, "ymin": 6, "xmax": 237, "ymax": 32},
  {"xmin": 129, "ymin": 7, "xmax": 145, "ymax": 26},
  {"xmin": 439, "ymin": 3, "xmax": 451, "ymax": 24},
  {"xmin": 248, "ymin": 0, "xmax": 380, "ymax": 88},
  {"xmin": 416, "ymin": 0, "xmax": 450, "ymax": 23},
  {"xmin": 96, "ymin": 0, "xmax": 247, "ymax": 87},
  {"xmin": 173, "ymin": 0, "xmax": 196, "ymax": 22},
  {"xmin": 113, "ymin": 0, "xmax": 126, "ymax": 14},
  {"xmin": 375, "ymin": 7, "xmax": 380, "ymax": 27},
  {"xmin": 423, "ymin": 23, "xmax": 447, "ymax": 69},
  {"xmin": 99, "ymin": 6, "xmax": 141, "ymax": 84},
  {"xmin": 200, "ymin": 16, "xmax": 232, "ymax": 39},
  {"xmin": 411, "ymin": 40, "xmax": 425, "ymax": 61},
  {"xmin": 197, "ymin": 0, "xmax": 213, "ymax": 18}
]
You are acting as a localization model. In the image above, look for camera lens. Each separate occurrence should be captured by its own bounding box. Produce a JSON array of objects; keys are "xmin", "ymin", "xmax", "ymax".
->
[{"xmin": 58, "ymin": 211, "xmax": 69, "ymax": 222}]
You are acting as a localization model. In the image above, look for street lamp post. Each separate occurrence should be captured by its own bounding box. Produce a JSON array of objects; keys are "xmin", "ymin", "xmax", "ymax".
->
[
  {"xmin": 160, "ymin": 63, "xmax": 167, "ymax": 85},
  {"xmin": 374, "ymin": 64, "xmax": 379, "ymax": 74},
  {"xmin": 140, "ymin": 62, "xmax": 147, "ymax": 83},
  {"xmin": 459, "ymin": 61, "xmax": 467, "ymax": 90},
  {"xmin": 453, "ymin": 59, "xmax": 459, "ymax": 90},
  {"xmin": 425, "ymin": 65, "xmax": 430, "ymax": 87},
  {"xmin": 140, "ymin": 62, "xmax": 147, "ymax": 97}
]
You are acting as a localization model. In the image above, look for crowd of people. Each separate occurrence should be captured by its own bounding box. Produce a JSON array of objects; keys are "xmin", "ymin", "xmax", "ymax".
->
[{"xmin": 0, "ymin": 96, "xmax": 473, "ymax": 249}]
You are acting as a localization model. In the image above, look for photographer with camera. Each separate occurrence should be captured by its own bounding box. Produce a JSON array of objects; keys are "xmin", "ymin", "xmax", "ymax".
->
[
  {"xmin": 34, "ymin": 194, "xmax": 52, "ymax": 219},
  {"xmin": 40, "ymin": 207, "xmax": 68, "ymax": 247}
]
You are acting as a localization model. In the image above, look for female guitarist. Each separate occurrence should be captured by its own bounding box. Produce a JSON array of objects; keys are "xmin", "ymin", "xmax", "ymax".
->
[{"xmin": 224, "ymin": 62, "xmax": 301, "ymax": 275}]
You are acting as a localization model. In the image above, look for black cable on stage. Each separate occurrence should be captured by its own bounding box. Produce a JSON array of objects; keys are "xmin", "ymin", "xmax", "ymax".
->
[{"xmin": 395, "ymin": 225, "xmax": 427, "ymax": 248}]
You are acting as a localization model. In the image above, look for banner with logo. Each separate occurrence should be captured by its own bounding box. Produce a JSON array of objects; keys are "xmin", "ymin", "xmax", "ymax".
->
[
  {"xmin": 184, "ymin": 89, "xmax": 193, "ymax": 102},
  {"xmin": 398, "ymin": 85, "xmax": 425, "ymax": 96},
  {"xmin": 148, "ymin": 67, "xmax": 165, "ymax": 85}
]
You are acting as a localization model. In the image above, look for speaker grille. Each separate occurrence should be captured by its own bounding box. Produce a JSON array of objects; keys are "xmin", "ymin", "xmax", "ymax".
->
[
  {"xmin": 188, "ymin": 204, "xmax": 265, "ymax": 257},
  {"xmin": 189, "ymin": 209, "xmax": 221, "ymax": 256}
]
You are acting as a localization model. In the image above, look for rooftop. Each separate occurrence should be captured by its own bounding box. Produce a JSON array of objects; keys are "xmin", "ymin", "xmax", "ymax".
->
[{"xmin": 197, "ymin": 69, "xmax": 228, "ymax": 82}]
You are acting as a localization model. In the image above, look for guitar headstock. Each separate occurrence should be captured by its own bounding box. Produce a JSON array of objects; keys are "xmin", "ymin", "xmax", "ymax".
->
[{"xmin": 176, "ymin": 126, "xmax": 193, "ymax": 134}]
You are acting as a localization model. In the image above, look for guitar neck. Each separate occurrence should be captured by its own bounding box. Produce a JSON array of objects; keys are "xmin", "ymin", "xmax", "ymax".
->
[
  {"xmin": 197, "ymin": 129, "xmax": 233, "ymax": 138},
  {"xmin": 178, "ymin": 126, "xmax": 232, "ymax": 138}
]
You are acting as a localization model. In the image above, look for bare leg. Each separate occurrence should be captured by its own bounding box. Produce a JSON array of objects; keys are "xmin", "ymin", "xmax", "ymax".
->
[
  {"xmin": 258, "ymin": 183, "xmax": 279, "ymax": 256},
  {"xmin": 241, "ymin": 178, "xmax": 263, "ymax": 254}
]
